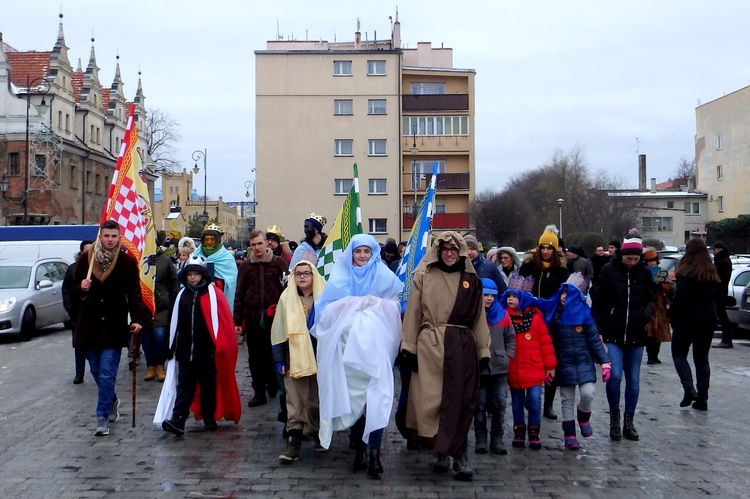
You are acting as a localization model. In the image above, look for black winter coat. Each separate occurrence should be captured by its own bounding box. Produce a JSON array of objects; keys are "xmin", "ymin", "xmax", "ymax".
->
[
  {"xmin": 713, "ymin": 248, "xmax": 732, "ymax": 303},
  {"xmin": 591, "ymin": 257, "xmax": 655, "ymax": 346},
  {"xmin": 518, "ymin": 261, "xmax": 569, "ymax": 299},
  {"xmin": 668, "ymin": 275, "xmax": 718, "ymax": 331}
]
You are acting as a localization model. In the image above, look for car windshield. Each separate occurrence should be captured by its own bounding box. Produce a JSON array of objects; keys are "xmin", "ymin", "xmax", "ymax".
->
[{"xmin": 0, "ymin": 266, "xmax": 32, "ymax": 289}]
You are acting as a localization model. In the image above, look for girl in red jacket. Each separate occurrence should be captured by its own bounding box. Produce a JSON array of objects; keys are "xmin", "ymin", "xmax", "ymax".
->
[{"xmin": 500, "ymin": 274, "xmax": 556, "ymax": 450}]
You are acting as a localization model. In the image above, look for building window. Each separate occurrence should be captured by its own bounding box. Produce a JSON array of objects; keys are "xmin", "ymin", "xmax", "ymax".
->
[
  {"xmin": 718, "ymin": 196, "xmax": 724, "ymax": 212},
  {"xmin": 717, "ymin": 165, "xmax": 723, "ymax": 180},
  {"xmin": 333, "ymin": 60, "xmax": 352, "ymax": 76},
  {"xmin": 70, "ymin": 164, "xmax": 78, "ymax": 189},
  {"xmin": 684, "ymin": 202, "xmax": 700, "ymax": 215},
  {"xmin": 65, "ymin": 114, "xmax": 70, "ymax": 132},
  {"xmin": 58, "ymin": 111, "xmax": 63, "ymax": 130},
  {"xmin": 368, "ymin": 139, "xmax": 387, "ymax": 156},
  {"xmin": 170, "ymin": 200, "xmax": 177, "ymax": 207},
  {"xmin": 33, "ymin": 155, "xmax": 46, "ymax": 176},
  {"xmin": 334, "ymin": 178, "xmax": 353, "ymax": 195},
  {"xmin": 334, "ymin": 139, "xmax": 353, "ymax": 156},
  {"xmin": 367, "ymin": 60, "xmax": 386, "ymax": 75},
  {"xmin": 104, "ymin": 176, "xmax": 110, "ymax": 190},
  {"xmin": 175, "ymin": 186, "xmax": 179, "ymax": 195},
  {"xmin": 716, "ymin": 135, "xmax": 722, "ymax": 150},
  {"xmin": 334, "ymin": 99, "xmax": 353, "ymax": 115},
  {"xmin": 642, "ymin": 216, "xmax": 673, "ymax": 232},
  {"xmin": 410, "ymin": 160, "xmax": 446, "ymax": 189},
  {"xmin": 666, "ymin": 201, "xmax": 674, "ymax": 209},
  {"xmin": 8, "ymin": 153, "xmax": 20, "ymax": 176},
  {"xmin": 368, "ymin": 99, "xmax": 386, "ymax": 115},
  {"xmin": 368, "ymin": 178, "xmax": 387, "ymax": 194},
  {"xmin": 410, "ymin": 82, "xmax": 446, "ymax": 95},
  {"xmin": 435, "ymin": 196, "xmax": 447, "ymax": 214},
  {"xmin": 403, "ymin": 116, "xmax": 469, "ymax": 136},
  {"xmin": 368, "ymin": 218, "xmax": 387, "ymax": 234},
  {"xmin": 96, "ymin": 127, "xmax": 101, "ymax": 144},
  {"xmin": 95, "ymin": 174, "xmax": 101, "ymax": 194},
  {"xmin": 169, "ymin": 186, "xmax": 174, "ymax": 194}
]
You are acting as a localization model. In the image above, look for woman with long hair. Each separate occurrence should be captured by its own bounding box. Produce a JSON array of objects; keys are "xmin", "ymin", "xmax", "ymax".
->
[{"xmin": 669, "ymin": 238, "xmax": 720, "ymax": 411}]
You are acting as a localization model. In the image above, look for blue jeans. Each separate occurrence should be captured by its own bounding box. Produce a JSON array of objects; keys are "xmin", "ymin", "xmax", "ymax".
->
[
  {"xmin": 605, "ymin": 343, "xmax": 644, "ymax": 414},
  {"xmin": 142, "ymin": 326, "xmax": 168, "ymax": 366},
  {"xmin": 510, "ymin": 385, "xmax": 541, "ymax": 427},
  {"xmin": 86, "ymin": 348, "xmax": 121, "ymax": 418}
]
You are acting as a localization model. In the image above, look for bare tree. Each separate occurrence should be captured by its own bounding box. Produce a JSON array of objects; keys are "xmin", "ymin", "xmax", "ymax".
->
[
  {"xmin": 146, "ymin": 108, "xmax": 181, "ymax": 173},
  {"xmin": 673, "ymin": 155, "xmax": 696, "ymax": 179}
]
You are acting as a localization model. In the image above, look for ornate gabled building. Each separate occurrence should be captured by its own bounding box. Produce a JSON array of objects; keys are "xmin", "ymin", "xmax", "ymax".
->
[{"xmin": 0, "ymin": 15, "xmax": 155, "ymax": 226}]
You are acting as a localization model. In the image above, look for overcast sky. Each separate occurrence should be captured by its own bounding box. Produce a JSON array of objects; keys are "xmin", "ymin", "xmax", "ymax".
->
[{"xmin": 4, "ymin": 0, "xmax": 750, "ymax": 204}]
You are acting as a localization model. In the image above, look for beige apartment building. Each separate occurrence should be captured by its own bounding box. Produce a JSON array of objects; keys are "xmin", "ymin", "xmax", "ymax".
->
[
  {"xmin": 255, "ymin": 19, "xmax": 475, "ymax": 243},
  {"xmin": 695, "ymin": 86, "xmax": 750, "ymax": 221}
]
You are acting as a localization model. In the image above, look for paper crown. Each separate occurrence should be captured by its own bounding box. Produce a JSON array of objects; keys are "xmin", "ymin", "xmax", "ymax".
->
[
  {"xmin": 306, "ymin": 213, "xmax": 327, "ymax": 226},
  {"xmin": 266, "ymin": 225, "xmax": 285, "ymax": 241},
  {"xmin": 507, "ymin": 273, "xmax": 534, "ymax": 294},
  {"xmin": 202, "ymin": 222, "xmax": 223, "ymax": 234},
  {"xmin": 565, "ymin": 272, "xmax": 590, "ymax": 295}
]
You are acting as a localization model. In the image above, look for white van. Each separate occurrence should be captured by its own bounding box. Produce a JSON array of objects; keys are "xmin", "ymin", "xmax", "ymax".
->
[{"xmin": 0, "ymin": 241, "xmax": 84, "ymax": 264}]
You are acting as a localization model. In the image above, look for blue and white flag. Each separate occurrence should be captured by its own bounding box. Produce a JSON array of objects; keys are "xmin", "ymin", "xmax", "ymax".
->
[{"xmin": 396, "ymin": 163, "xmax": 438, "ymax": 312}]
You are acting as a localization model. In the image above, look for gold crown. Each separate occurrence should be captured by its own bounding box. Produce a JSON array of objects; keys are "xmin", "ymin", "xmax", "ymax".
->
[
  {"xmin": 266, "ymin": 225, "xmax": 285, "ymax": 241},
  {"xmin": 307, "ymin": 213, "xmax": 327, "ymax": 226},
  {"xmin": 202, "ymin": 222, "xmax": 223, "ymax": 234}
]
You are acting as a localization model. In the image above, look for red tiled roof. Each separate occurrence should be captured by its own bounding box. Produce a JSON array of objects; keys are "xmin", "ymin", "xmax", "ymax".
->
[
  {"xmin": 6, "ymin": 51, "xmax": 52, "ymax": 88},
  {"xmin": 71, "ymin": 71, "xmax": 84, "ymax": 104},
  {"xmin": 656, "ymin": 178, "xmax": 688, "ymax": 191}
]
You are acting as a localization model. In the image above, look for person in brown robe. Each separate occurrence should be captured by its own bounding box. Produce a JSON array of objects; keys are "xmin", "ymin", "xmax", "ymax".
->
[{"xmin": 400, "ymin": 231, "xmax": 490, "ymax": 481}]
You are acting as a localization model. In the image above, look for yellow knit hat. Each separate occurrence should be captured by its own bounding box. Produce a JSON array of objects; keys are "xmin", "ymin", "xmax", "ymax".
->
[{"xmin": 538, "ymin": 225, "xmax": 559, "ymax": 250}]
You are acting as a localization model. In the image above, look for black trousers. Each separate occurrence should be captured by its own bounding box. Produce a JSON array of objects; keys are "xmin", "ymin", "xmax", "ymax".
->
[
  {"xmin": 245, "ymin": 318, "xmax": 278, "ymax": 397},
  {"xmin": 716, "ymin": 302, "xmax": 736, "ymax": 344},
  {"xmin": 671, "ymin": 324, "xmax": 713, "ymax": 403},
  {"xmin": 173, "ymin": 356, "xmax": 217, "ymax": 423}
]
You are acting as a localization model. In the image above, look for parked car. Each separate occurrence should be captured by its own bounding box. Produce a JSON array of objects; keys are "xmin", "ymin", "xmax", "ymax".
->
[
  {"xmin": 726, "ymin": 267, "xmax": 750, "ymax": 325},
  {"xmin": 0, "ymin": 258, "xmax": 70, "ymax": 340},
  {"xmin": 738, "ymin": 282, "xmax": 750, "ymax": 334},
  {"xmin": 659, "ymin": 253, "xmax": 750, "ymax": 281}
]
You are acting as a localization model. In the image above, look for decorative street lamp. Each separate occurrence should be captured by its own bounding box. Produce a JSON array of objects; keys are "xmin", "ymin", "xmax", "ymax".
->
[
  {"xmin": 244, "ymin": 178, "xmax": 255, "ymax": 231},
  {"xmin": 23, "ymin": 76, "xmax": 50, "ymax": 225},
  {"xmin": 557, "ymin": 198, "xmax": 565, "ymax": 240},
  {"xmin": 192, "ymin": 149, "xmax": 208, "ymax": 224}
]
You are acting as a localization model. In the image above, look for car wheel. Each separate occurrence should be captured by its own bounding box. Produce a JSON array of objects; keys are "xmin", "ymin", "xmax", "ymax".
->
[{"xmin": 20, "ymin": 308, "xmax": 35, "ymax": 342}]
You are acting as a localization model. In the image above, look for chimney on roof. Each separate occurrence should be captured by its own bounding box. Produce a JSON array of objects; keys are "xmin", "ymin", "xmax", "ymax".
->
[
  {"xmin": 392, "ymin": 19, "xmax": 401, "ymax": 49},
  {"xmin": 687, "ymin": 177, "xmax": 694, "ymax": 192},
  {"xmin": 355, "ymin": 30, "xmax": 361, "ymax": 50},
  {"xmin": 650, "ymin": 178, "xmax": 656, "ymax": 193},
  {"xmin": 638, "ymin": 154, "xmax": 647, "ymax": 192}
]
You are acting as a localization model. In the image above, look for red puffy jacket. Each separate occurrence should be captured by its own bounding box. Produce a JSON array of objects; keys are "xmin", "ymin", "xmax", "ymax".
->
[{"xmin": 505, "ymin": 307, "xmax": 557, "ymax": 389}]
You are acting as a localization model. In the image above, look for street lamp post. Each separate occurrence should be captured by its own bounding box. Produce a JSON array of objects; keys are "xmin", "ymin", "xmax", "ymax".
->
[
  {"xmin": 244, "ymin": 179, "xmax": 255, "ymax": 232},
  {"xmin": 192, "ymin": 149, "xmax": 208, "ymax": 224},
  {"xmin": 557, "ymin": 198, "xmax": 565, "ymax": 240},
  {"xmin": 23, "ymin": 76, "xmax": 50, "ymax": 225},
  {"xmin": 410, "ymin": 130, "xmax": 419, "ymax": 213}
]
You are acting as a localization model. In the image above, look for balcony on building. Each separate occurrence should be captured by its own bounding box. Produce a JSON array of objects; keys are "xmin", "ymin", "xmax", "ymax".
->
[
  {"xmin": 402, "ymin": 93, "xmax": 469, "ymax": 112},
  {"xmin": 404, "ymin": 172, "xmax": 470, "ymax": 193},
  {"xmin": 402, "ymin": 212, "xmax": 469, "ymax": 230}
]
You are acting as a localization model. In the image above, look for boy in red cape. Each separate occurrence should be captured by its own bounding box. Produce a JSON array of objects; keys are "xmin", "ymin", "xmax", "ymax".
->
[{"xmin": 154, "ymin": 255, "xmax": 241, "ymax": 435}]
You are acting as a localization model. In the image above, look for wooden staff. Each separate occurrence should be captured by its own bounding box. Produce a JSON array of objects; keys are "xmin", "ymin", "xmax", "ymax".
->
[
  {"xmin": 132, "ymin": 330, "xmax": 138, "ymax": 428},
  {"xmin": 85, "ymin": 226, "xmax": 102, "ymax": 279}
]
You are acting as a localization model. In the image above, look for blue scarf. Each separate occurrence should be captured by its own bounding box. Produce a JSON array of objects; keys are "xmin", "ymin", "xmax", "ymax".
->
[{"xmin": 538, "ymin": 284, "xmax": 595, "ymax": 325}]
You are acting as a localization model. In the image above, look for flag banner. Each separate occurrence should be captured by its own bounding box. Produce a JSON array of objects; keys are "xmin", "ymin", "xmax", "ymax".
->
[
  {"xmin": 396, "ymin": 162, "xmax": 438, "ymax": 312},
  {"xmin": 101, "ymin": 104, "xmax": 157, "ymax": 315},
  {"xmin": 317, "ymin": 163, "xmax": 363, "ymax": 280}
]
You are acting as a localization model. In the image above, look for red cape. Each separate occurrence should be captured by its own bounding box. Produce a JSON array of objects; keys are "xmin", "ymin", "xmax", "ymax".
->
[{"xmin": 190, "ymin": 286, "xmax": 242, "ymax": 423}]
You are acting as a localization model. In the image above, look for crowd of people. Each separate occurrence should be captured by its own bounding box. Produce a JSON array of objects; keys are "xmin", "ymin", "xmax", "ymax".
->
[{"xmin": 62, "ymin": 216, "xmax": 735, "ymax": 480}]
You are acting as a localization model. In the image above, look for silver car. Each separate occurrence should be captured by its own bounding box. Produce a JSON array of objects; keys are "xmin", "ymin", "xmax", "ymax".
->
[
  {"xmin": 739, "ymin": 283, "xmax": 750, "ymax": 334},
  {"xmin": 0, "ymin": 258, "xmax": 70, "ymax": 340}
]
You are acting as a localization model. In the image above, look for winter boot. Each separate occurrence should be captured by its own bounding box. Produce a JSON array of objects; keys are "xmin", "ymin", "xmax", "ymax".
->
[
  {"xmin": 433, "ymin": 453, "xmax": 450, "ymax": 473},
  {"xmin": 367, "ymin": 448, "xmax": 383, "ymax": 479},
  {"xmin": 452, "ymin": 451, "xmax": 473, "ymax": 481},
  {"xmin": 490, "ymin": 432, "xmax": 507, "ymax": 455},
  {"xmin": 278, "ymin": 433, "xmax": 301, "ymax": 463},
  {"xmin": 577, "ymin": 406, "xmax": 593, "ymax": 438},
  {"xmin": 528, "ymin": 425, "xmax": 542, "ymax": 450},
  {"xmin": 562, "ymin": 420, "xmax": 580, "ymax": 450},
  {"xmin": 144, "ymin": 366, "xmax": 156, "ymax": 381},
  {"xmin": 155, "ymin": 364, "xmax": 166, "ymax": 382},
  {"xmin": 162, "ymin": 415, "xmax": 185, "ymax": 436},
  {"xmin": 512, "ymin": 424, "xmax": 526, "ymax": 448},
  {"xmin": 543, "ymin": 385, "xmax": 558, "ymax": 420},
  {"xmin": 474, "ymin": 430, "xmax": 488, "ymax": 454},
  {"xmin": 623, "ymin": 413, "xmax": 639, "ymax": 441},
  {"xmin": 352, "ymin": 442, "xmax": 368, "ymax": 472},
  {"xmin": 609, "ymin": 410, "xmax": 622, "ymax": 441}
]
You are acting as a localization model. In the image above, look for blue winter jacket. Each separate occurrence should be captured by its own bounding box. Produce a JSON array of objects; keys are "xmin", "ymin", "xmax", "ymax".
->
[{"xmin": 549, "ymin": 318, "xmax": 610, "ymax": 386}]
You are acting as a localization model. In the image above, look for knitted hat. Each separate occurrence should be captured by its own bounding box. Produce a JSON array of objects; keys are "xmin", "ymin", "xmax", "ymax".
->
[
  {"xmin": 464, "ymin": 235, "xmax": 480, "ymax": 251},
  {"xmin": 620, "ymin": 229, "xmax": 644, "ymax": 256},
  {"xmin": 304, "ymin": 213, "xmax": 327, "ymax": 233},
  {"xmin": 538, "ymin": 225, "xmax": 559, "ymax": 250},
  {"xmin": 643, "ymin": 246, "xmax": 658, "ymax": 261},
  {"xmin": 481, "ymin": 277, "xmax": 498, "ymax": 295}
]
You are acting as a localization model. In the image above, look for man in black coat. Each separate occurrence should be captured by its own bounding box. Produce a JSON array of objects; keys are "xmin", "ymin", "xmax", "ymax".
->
[{"xmin": 711, "ymin": 241, "xmax": 736, "ymax": 348}]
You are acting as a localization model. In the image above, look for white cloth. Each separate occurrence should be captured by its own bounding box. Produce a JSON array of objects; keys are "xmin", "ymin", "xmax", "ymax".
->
[
  {"xmin": 153, "ymin": 285, "xmax": 219, "ymax": 425},
  {"xmin": 315, "ymin": 294, "xmax": 401, "ymax": 449}
]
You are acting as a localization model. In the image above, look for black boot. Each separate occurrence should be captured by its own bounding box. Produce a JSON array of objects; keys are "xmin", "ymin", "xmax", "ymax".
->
[
  {"xmin": 609, "ymin": 410, "xmax": 622, "ymax": 441},
  {"xmin": 543, "ymin": 384, "xmax": 557, "ymax": 420},
  {"xmin": 622, "ymin": 413, "xmax": 639, "ymax": 441},
  {"xmin": 353, "ymin": 443, "xmax": 368, "ymax": 472},
  {"xmin": 367, "ymin": 448, "xmax": 383, "ymax": 479},
  {"xmin": 162, "ymin": 414, "xmax": 186, "ymax": 436}
]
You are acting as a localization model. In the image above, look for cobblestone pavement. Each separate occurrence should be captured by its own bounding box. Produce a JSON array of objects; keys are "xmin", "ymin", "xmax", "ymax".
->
[{"xmin": 1, "ymin": 328, "xmax": 749, "ymax": 498}]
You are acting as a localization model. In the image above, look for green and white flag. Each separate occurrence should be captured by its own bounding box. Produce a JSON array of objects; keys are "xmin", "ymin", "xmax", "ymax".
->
[{"xmin": 317, "ymin": 163, "xmax": 363, "ymax": 279}]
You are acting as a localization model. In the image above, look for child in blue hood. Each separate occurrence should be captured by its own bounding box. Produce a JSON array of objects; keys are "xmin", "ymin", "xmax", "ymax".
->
[
  {"xmin": 539, "ymin": 273, "xmax": 610, "ymax": 450},
  {"xmin": 473, "ymin": 278, "xmax": 515, "ymax": 455}
]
